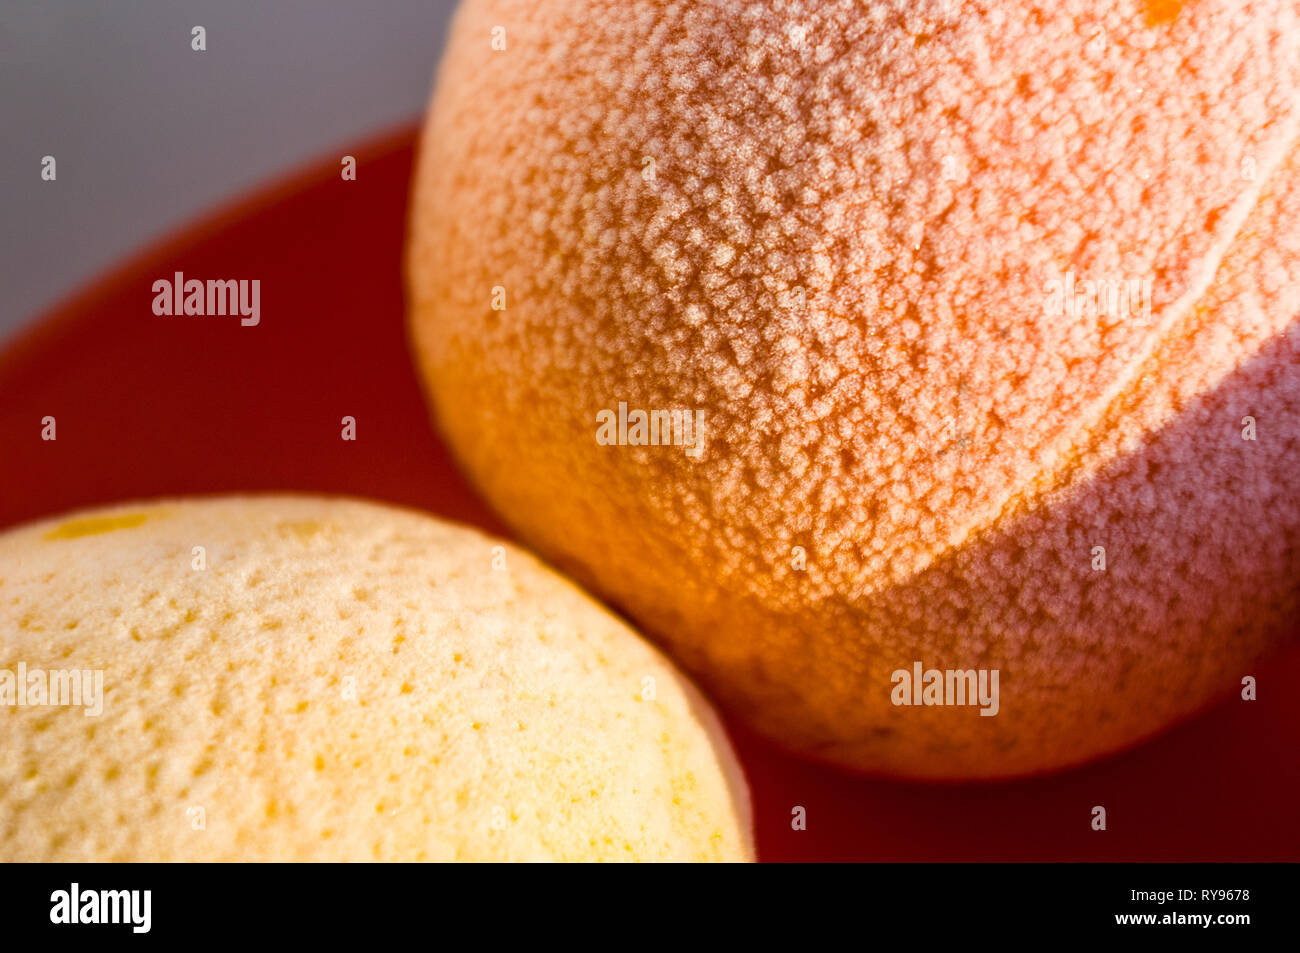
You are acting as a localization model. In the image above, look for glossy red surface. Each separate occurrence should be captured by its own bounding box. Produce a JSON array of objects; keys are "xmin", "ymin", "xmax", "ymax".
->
[{"xmin": 2, "ymin": 127, "xmax": 1296, "ymax": 861}]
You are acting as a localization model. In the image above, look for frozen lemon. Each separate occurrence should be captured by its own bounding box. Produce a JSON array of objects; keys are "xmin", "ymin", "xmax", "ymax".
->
[
  {"xmin": 0, "ymin": 496, "xmax": 752, "ymax": 861},
  {"xmin": 408, "ymin": 0, "xmax": 1300, "ymax": 776}
]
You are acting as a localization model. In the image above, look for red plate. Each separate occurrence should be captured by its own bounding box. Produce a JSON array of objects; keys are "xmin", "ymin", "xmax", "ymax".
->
[{"xmin": 3, "ymin": 126, "xmax": 1296, "ymax": 861}]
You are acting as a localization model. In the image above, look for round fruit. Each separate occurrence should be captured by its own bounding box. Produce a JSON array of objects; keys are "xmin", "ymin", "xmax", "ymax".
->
[
  {"xmin": 408, "ymin": 0, "xmax": 1300, "ymax": 776},
  {"xmin": 0, "ymin": 496, "xmax": 752, "ymax": 860}
]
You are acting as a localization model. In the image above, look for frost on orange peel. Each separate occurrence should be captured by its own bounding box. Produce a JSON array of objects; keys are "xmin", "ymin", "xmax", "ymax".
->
[{"xmin": 408, "ymin": 0, "xmax": 1300, "ymax": 777}]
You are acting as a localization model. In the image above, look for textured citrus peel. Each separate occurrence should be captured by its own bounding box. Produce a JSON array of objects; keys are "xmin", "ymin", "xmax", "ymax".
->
[
  {"xmin": 409, "ymin": 0, "xmax": 1300, "ymax": 775},
  {"xmin": 412, "ymin": 0, "xmax": 1299, "ymax": 605},
  {"xmin": 912, "ymin": 125, "xmax": 1300, "ymax": 596},
  {"xmin": 0, "ymin": 497, "xmax": 754, "ymax": 859}
]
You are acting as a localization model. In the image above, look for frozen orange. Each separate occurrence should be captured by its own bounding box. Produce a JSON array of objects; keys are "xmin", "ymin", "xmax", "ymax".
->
[{"xmin": 408, "ymin": 0, "xmax": 1300, "ymax": 776}]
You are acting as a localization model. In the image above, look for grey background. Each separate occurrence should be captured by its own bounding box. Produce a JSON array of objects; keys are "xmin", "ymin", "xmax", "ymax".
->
[{"xmin": 0, "ymin": 0, "xmax": 457, "ymax": 341}]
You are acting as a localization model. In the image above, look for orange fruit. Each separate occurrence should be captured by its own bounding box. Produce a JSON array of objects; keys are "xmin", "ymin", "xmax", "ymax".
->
[{"xmin": 408, "ymin": 0, "xmax": 1300, "ymax": 776}]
